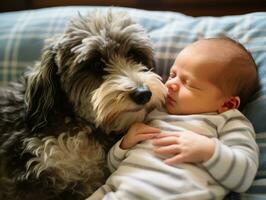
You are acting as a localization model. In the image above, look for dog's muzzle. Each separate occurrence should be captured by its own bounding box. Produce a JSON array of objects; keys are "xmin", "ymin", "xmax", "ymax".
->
[{"xmin": 130, "ymin": 85, "xmax": 152, "ymax": 105}]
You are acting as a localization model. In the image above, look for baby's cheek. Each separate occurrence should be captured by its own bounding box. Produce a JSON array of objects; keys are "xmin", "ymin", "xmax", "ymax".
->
[{"xmin": 178, "ymin": 90, "xmax": 192, "ymax": 101}]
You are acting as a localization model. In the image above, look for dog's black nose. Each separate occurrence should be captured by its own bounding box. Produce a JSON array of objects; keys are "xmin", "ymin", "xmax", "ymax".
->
[{"xmin": 130, "ymin": 85, "xmax": 152, "ymax": 105}]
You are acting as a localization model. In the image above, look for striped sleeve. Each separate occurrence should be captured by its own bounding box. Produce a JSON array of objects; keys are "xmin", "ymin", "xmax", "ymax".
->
[
  {"xmin": 202, "ymin": 111, "xmax": 259, "ymax": 192},
  {"xmin": 107, "ymin": 138, "xmax": 129, "ymax": 173}
]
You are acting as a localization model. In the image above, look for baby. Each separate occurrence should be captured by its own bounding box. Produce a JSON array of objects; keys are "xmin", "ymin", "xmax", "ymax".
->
[{"xmin": 87, "ymin": 37, "xmax": 259, "ymax": 200}]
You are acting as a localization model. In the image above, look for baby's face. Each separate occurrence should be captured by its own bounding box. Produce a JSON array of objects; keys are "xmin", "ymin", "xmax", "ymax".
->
[{"xmin": 165, "ymin": 41, "xmax": 228, "ymax": 115}]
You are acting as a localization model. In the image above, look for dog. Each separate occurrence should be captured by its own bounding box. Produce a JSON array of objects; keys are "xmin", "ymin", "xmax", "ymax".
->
[{"xmin": 0, "ymin": 10, "xmax": 166, "ymax": 200}]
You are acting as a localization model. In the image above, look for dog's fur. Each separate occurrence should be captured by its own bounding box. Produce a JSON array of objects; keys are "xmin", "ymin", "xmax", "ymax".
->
[{"xmin": 0, "ymin": 10, "xmax": 166, "ymax": 200}]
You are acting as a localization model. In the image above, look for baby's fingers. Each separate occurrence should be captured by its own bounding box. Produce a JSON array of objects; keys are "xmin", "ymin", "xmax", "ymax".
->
[
  {"xmin": 155, "ymin": 132, "xmax": 180, "ymax": 138},
  {"xmin": 153, "ymin": 136, "xmax": 179, "ymax": 146},
  {"xmin": 136, "ymin": 133, "xmax": 159, "ymax": 143},
  {"xmin": 131, "ymin": 123, "xmax": 160, "ymax": 134},
  {"xmin": 164, "ymin": 155, "xmax": 184, "ymax": 165},
  {"xmin": 153, "ymin": 144, "xmax": 180, "ymax": 155},
  {"xmin": 140, "ymin": 126, "xmax": 161, "ymax": 134}
]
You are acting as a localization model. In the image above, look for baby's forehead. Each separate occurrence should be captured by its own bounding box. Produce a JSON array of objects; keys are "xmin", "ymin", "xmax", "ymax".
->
[
  {"xmin": 184, "ymin": 39, "xmax": 248, "ymax": 68},
  {"xmin": 191, "ymin": 38, "xmax": 246, "ymax": 56}
]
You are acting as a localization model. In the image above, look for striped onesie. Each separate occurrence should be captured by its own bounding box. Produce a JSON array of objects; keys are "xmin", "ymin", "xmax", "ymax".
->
[{"xmin": 87, "ymin": 109, "xmax": 259, "ymax": 200}]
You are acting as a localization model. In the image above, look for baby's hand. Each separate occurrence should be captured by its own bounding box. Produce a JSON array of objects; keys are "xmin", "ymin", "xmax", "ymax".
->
[
  {"xmin": 153, "ymin": 131, "xmax": 215, "ymax": 165},
  {"xmin": 120, "ymin": 122, "xmax": 160, "ymax": 150}
]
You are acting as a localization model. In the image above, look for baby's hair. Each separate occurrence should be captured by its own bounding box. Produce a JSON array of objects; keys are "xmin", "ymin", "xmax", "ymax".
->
[
  {"xmin": 215, "ymin": 36, "xmax": 257, "ymax": 70},
  {"xmin": 205, "ymin": 37, "xmax": 258, "ymax": 109}
]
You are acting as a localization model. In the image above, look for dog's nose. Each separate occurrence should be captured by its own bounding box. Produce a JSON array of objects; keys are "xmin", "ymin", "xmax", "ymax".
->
[{"xmin": 130, "ymin": 85, "xmax": 152, "ymax": 105}]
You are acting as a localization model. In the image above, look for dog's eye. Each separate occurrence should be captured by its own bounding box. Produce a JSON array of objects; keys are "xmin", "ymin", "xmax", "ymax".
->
[
  {"xmin": 127, "ymin": 49, "xmax": 141, "ymax": 62},
  {"xmin": 90, "ymin": 60, "xmax": 107, "ymax": 76},
  {"xmin": 92, "ymin": 60, "xmax": 104, "ymax": 68},
  {"xmin": 127, "ymin": 50, "xmax": 135, "ymax": 58},
  {"xmin": 140, "ymin": 67, "xmax": 149, "ymax": 72},
  {"xmin": 127, "ymin": 49, "xmax": 152, "ymax": 67}
]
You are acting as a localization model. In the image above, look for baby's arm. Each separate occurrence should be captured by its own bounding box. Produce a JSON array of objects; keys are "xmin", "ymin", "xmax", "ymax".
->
[
  {"xmin": 107, "ymin": 122, "xmax": 160, "ymax": 172},
  {"xmin": 202, "ymin": 116, "xmax": 259, "ymax": 192},
  {"xmin": 107, "ymin": 138, "xmax": 128, "ymax": 173}
]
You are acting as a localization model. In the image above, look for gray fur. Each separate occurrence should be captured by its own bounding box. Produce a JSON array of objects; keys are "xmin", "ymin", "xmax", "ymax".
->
[{"xmin": 0, "ymin": 10, "xmax": 166, "ymax": 200}]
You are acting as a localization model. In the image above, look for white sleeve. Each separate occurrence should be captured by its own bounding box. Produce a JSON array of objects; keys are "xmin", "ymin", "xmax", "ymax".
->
[
  {"xmin": 107, "ymin": 138, "xmax": 129, "ymax": 173},
  {"xmin": 202, "ymin": 113, "xmax": 259, "ymax": 192}
]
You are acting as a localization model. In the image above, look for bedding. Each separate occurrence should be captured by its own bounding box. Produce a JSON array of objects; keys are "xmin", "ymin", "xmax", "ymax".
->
[{"xmin": 0, "ymin": 6, "xmax": 265, "ymax": 199}]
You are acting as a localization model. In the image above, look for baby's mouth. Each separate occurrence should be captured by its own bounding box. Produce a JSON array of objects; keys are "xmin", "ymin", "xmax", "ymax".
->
[{"xmin": 166, "ymin": 94, "xmax": 176, "ymax": 106}]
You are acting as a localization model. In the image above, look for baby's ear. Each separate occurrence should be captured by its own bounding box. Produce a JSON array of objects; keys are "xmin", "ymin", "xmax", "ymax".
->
[{"xmin": 218, "ymin": 96, "xmax": 240, "ymax": 113}]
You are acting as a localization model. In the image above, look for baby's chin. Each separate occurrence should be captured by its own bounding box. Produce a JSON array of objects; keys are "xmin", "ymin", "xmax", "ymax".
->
[
  {"xmin": 166, "ymin": 104, "xmax": 194, "ymax": 115},
  {"xmin": 165, "ymin": 104, "xmax": 179, "ymax": 114},
  {"xmin": 165, "ymin": 101, "xmax": 195, "ymax": 115}
]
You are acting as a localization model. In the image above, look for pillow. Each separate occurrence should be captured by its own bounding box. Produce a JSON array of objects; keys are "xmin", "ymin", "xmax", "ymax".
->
[{"xmin": 0, "ymin": 6, "xmax": 266, "ymax": 198}]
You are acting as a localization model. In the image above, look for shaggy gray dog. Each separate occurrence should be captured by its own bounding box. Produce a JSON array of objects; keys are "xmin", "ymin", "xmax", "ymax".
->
[{"xmin": 0, "ymin": 10, "xmax": 166, "ymax": 200}]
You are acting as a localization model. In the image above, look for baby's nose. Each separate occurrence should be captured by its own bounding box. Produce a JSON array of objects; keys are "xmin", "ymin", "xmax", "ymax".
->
[
  {"xmin": 165, "ymin": 80, "xmax": 179, "ymax": 92},
  {"xmin": 168, "ymin": 84, "xmax": 179, "ymax": 91}
]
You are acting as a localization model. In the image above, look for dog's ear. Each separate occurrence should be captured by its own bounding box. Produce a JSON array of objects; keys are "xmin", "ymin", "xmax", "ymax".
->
[{"xmin": 25, "ymin": 45, "xmax": 60, "ymax": 132}]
